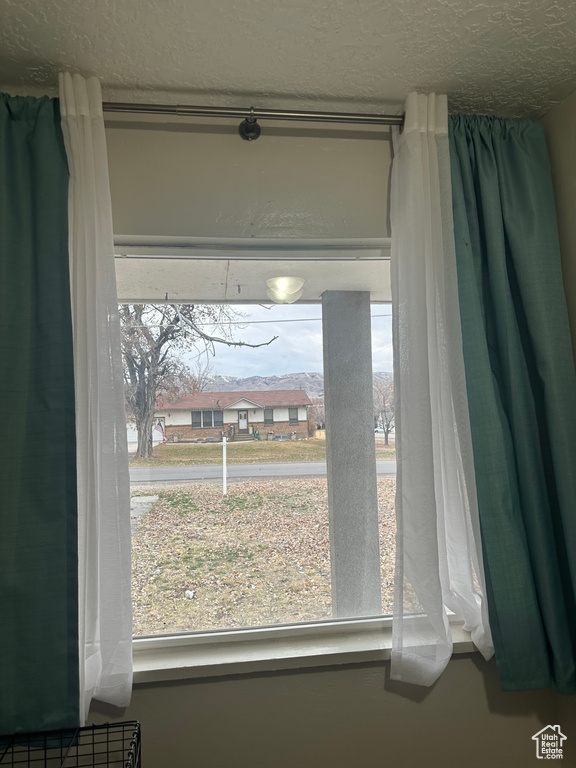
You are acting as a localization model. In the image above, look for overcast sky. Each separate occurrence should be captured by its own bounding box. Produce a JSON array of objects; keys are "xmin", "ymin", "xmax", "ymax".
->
[{"xmin": 184, "ymin": 303, "xmax": 393, "ymax": 378}]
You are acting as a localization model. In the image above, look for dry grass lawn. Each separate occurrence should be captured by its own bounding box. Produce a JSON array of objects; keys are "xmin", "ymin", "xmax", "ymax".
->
[
  {"xmin": 130, "ymin": 437, "xmax": 396, "ymax": 467},
  {"xmin": 131, "ymin": 477, "xmax": 396, "ymax": 636}
]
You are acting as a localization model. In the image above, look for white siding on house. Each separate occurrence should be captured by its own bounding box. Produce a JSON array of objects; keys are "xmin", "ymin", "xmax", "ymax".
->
[
  {"xmin": 222, "ymin": 408, "xmax": 237, "ymax": 423},
  {"xmin": 126, "ymin": 424, "xmax": 163, "ymax": 447},
  {"xmin": 156, "ymin": 404, "xmax": 308, "ymax": 425},
  {"xmin": 226, "ymin": 398, "xmax": 262, "ymax": 410},
  {"xmin": 273, "ymin": 406, "xmax": 289, "ymax": 422},
  {"xmin": 223, "ymin": 406, "xmax": 263, "ymax": 422},
  {"xmin": 155, "ymin": 409, "xmax": 187, "ymax": 426},
  {"xmin": 269, "ymin": 406, "xmax": 307, "ymax": 422}
]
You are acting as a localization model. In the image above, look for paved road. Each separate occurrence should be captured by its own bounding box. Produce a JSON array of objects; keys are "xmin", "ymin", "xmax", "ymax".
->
[{"xmin": 130, "ymin": 460, "xmax": 397, "ymax": 483}]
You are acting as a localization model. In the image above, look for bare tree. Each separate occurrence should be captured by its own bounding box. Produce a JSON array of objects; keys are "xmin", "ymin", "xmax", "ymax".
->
[
  {"xmin": 373, "ymin": 379, "xmax": 395, "ymax": 445},
  {"xmin": 121, "ymin": 304, "xmax": 276, "ymax": 458},
  {"xmin": 189, "ymin": 356, "xmax": 215, "ymax": 393},
  {"xmin": 309, "ymin": 397, "xmax": 326, "ymax": 429}
]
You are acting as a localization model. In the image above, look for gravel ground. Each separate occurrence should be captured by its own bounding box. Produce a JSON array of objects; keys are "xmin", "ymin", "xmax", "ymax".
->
[{"xmin": 131, "ymin": 477, "xmax": 396, "ymax": 636}]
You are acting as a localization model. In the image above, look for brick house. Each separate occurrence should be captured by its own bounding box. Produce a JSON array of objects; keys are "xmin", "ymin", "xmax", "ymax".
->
[{"xmin": 155, "ymin": 390, "xmax": 312, "ymax": 441}]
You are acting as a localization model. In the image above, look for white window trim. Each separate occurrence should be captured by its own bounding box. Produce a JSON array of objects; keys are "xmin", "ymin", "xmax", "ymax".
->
[
  {"xmin": 119, "ymin": 236, "xmax": 474, "ymax": 683},
  {"xmin": 132, "ymin": 616, "xmax": 475, "ymax": 683}
]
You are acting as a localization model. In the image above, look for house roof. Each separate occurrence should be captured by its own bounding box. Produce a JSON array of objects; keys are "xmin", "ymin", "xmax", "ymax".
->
[{"xmin": 157, "ymin": 390, "xmax": 312, "ymax": 410}]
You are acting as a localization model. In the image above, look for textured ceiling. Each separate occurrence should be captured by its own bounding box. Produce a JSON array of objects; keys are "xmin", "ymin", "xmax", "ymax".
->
[{"xmin": 1, "ymin": 0, "xmax": 575, "ymax": 117}]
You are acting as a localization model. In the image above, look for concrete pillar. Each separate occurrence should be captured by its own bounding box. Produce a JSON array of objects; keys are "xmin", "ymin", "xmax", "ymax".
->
[{"xmin": 322, "ymin": 290, "xmax": 382, "ymax": 618}]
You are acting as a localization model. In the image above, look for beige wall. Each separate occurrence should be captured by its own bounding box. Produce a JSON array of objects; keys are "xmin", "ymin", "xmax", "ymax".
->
[
  {"xmin": 95, "ymin": 114, "xmax": 576, "ymax": 768},
  {"xmin": 89, "ymin": 655, "xmax": 570, "ymax": 768},
  {"xmin": 5, "ymin": 74, "xmax": 574, "ymax": 768},
  {"xmin": 543, "ymin": 89, "xmax": 576, "ymax": 361},
  {"xmin": 542, "ymin": 100, "xmax": 576, "ymax": 765},
  {"xmin": 105, "ymin": 117, "xmax": 391, "ymax": 239}
]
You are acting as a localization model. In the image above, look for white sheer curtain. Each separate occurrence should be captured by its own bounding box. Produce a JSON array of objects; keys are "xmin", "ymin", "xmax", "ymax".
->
[
  {"xmin": 59, "ymin": 72, "xmax": 132, "ymax": 721},
  {"xmin": 390, "ymin": 93, "xmax": 493, "ymax": 685}
]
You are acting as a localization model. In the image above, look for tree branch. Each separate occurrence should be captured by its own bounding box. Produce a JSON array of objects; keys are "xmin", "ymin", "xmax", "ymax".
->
[{"xmin": 176, "ymin": 309, "xmax": 278, "ymax": 349}]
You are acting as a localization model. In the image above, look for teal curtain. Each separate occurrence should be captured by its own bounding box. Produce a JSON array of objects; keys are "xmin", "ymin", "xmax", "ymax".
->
[
  {"xmin": 450, "ymin": 114, "xmax": 576, "ymax": 693},
  {"xmin": 0, "ymin": 95, "xmax": 79, "ymax": 732}
]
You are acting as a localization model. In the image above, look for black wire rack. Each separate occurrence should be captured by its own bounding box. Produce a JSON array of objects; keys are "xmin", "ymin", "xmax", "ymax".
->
[{"xmin": 0, "ymin": 721, "xmax": 141, "ymax": 767}]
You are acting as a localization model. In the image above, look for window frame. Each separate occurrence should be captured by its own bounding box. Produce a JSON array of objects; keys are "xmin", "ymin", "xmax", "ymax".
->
[
  {"xmin": 263, "ymin": 407, "xmax": 274, "ymax": 425},
  {"xmin": 132, "ymin": 616, "xmax": 471, "ymax": 683},
  {"xmin": 119, "ymin": 236, "xmax": 473, "ymax": 677},
  {"xmin": 288, "ymin": 406, "xmax": 299, "ymax": 424},
  {"xmin": 191, "ymin": 409, "xmax": 223, "ymax": 428}
]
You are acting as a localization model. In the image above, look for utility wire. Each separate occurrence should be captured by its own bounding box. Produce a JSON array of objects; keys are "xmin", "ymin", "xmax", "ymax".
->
[
  {"xmin": 205, "ymin": 314, "xmax": 392, "ymax": 326},
  {"xmin": 124, "ymin": 313, "xmax": 392, "ymax": 329}
]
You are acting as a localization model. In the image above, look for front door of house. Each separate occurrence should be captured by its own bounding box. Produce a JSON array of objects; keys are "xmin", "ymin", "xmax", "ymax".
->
[{"xmin": 238, "ymin": 410, "xmax": 248, "ymax": 433}]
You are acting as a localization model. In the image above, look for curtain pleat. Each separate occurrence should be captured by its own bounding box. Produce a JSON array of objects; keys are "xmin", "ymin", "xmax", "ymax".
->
[
  {"xmin": 390, "ymin": 93, "xmax": 493, "ymax": 687},
  {"xmin": 450, "ymin": 114, "xmax": 576, "ymax": 693},
  {"xmin": 0, "ymin": 94, "xmax": 79, "ymax": 733},
  {"xmin": 59, "ymin": 73, "xmax": 132, "ymax": 721}
]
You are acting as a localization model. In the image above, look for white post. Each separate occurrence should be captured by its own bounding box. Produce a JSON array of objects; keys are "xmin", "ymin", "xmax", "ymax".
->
[{"xmin": 222, "ymin": 435, "xmax": 227, "ymax": 496}]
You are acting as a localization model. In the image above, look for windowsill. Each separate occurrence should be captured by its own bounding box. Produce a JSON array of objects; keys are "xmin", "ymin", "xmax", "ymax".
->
[{"xmin": 132, "ymin": 617, "xmax": 476, "ymax": 683}]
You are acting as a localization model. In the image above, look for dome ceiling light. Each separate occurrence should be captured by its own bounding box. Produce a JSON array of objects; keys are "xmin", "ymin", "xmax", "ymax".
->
[{"xmin": 266, "ymin": 276, "xmax": 305, "ymax": 304}]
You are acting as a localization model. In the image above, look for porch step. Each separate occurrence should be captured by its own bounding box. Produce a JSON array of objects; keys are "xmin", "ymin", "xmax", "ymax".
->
[{"xmin": 233, "ymin": 434, "xmax": 255, "ymax": 442}]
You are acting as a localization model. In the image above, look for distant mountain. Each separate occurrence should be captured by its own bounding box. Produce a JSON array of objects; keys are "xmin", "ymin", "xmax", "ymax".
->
[{"xmin": 204, "ymin": 372, "xmax": 392, "ymax": 399}]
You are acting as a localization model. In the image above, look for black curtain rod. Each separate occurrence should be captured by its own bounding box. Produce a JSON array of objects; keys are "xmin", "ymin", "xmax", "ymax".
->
[{"xmin": 102, "ymin": 101, "xmax": 404, "ymax": 127}]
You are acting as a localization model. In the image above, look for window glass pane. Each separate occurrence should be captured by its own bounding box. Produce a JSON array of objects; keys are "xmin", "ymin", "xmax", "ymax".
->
[{"xmin": 124, "ymin": 287, "xmax": 395, "ymax": 637}]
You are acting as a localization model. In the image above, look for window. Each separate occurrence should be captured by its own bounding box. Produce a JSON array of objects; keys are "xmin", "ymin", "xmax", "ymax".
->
[
  {"xmin": 192, "ymin": 410, "xmax": 222, "ymax": 428},
  {"xmin": 119, "ymin": 242, "xmax": 395, "ymax": 648}
]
